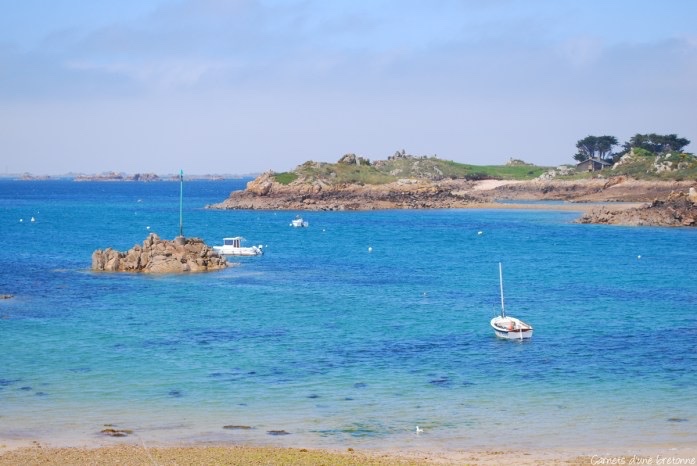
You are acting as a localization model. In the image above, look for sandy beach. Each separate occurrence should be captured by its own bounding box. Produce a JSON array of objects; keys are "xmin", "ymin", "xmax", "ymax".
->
[{"xmin": 2, "ymin": 442, "xmax": 697, "ymax": 465}]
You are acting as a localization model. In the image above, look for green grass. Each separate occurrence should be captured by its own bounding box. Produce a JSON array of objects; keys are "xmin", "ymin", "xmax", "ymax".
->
[
  {"xmin": 445, "ymin": 162, "xmax": 547, "ymax": 179},
  {"xmin": 294, "ymin": 161, "xmax": 396, "ymax": 185},
  {"xmin": 377, "ymin": 158, "xmax": 548, "ymax": 180},
  {"xmin": 273, "ymin": 172, "xmax": 298, "ymax": 185}
]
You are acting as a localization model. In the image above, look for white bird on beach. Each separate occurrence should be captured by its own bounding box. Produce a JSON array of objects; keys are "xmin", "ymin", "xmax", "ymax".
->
[{"xmin": 415, "ymin": 426, "xmax": 423, "ymax": 434}]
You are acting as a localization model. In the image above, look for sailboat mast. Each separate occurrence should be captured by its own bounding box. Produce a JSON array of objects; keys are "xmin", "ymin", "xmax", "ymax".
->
[
  {"xmin": 499, "ymin": 262, "xmax": 506, "ymax": 318},
  {"xmin": 179, "ymin": 169, "xmax": 184, "ymax": 238}
]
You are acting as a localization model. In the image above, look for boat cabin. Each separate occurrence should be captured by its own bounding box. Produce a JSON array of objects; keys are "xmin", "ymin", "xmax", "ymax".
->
[{"xmin": 223, "ymin": 237, "xmax": 242, "ymax": 248}]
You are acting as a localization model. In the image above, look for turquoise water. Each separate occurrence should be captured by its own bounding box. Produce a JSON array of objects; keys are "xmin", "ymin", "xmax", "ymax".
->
[{"xmin": 1, "ymin": 179, "xmax": 696, "ymax": 451}]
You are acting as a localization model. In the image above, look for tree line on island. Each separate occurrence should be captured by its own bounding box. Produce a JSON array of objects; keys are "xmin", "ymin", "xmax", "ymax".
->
[{"xmin": 574, "ymin": 133, "xmax": 691, "ymax": 163}]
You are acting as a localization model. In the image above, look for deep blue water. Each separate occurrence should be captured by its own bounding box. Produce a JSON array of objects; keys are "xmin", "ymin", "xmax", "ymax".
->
[{"xmin": 1, "ymin": 179, "xmax": 696, "ymax": 451}]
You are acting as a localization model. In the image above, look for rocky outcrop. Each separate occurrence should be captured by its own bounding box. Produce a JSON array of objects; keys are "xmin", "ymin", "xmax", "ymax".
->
[
  {"xmin": 576, "ymin": 190, "xmax": 697, "ymax": 227},
  {"xmin": 92, "ymin": 233, "xmax": 228, "ymax": 273},
  {"xmin": 208, "ymin": 170, "xmax": 697, "ymax": 212},
  {"xmin": 207, "ymin": 169, "xmax": 697, "ymax": 227},
  {"xmin": 208, "ymin": 177, "xmax": 484, "ymax": 211},
  {"xmin": 337, "ymin": 153, "xmax": 370, "ymax": 166},
  {"xmin": 486, "ymin": 177, "xmax": 696, "ymax": 203}
]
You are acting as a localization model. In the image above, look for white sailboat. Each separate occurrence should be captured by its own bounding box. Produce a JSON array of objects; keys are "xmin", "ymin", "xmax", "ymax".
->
[{"xmin": 490, "ymin": 262, "xmax": 533, "ymax": 340}]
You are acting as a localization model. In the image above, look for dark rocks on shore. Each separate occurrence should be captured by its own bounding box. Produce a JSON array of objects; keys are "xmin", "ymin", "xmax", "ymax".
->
[
  {"xmin": 91, "ymin": 233, "xmax": 228, "ymax": 273},
  {"xmin": 100, "ymin": 428, "xmax": 134, "ymax": 437},
  {"xmin": 577, "ymin": 189, "xmax": 697, "ymax": 227}
]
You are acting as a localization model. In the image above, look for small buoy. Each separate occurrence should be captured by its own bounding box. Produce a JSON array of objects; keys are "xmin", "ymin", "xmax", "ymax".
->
[
  {"xmin": 19, "ymin": 218, "xmax": 23, "ymax": 222},
  {"xmin": 146, "ymin": 226, "xmax": 150, "ymax": 230},
  {"xmin": 477, "ymin": 231, "xmax": 483, "ymax": 235},
  {"xmin": 637, "ymin": 255, "xmax": 641, "ymax": 260},
  {"xmin": 368, "ymin": 246, "xmax": 372, "ymax": 252},
  {"xmin": 30, "ymin": 217, "xmax": 35, "ymax": 222}
]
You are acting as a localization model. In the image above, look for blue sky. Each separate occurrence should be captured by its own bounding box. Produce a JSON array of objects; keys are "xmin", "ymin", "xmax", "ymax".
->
[{"xmin": 1, "ymin": 0, "xmax": 695, "ymax": 175}]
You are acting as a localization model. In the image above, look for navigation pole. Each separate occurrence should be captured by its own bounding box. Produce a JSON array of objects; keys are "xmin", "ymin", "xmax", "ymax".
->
[
  {"xmin": 175, "ymin": 169, "xmax": 185, "ymax": 245},
  {"xmin": 179, "ymin": 169, "xmax": 184, "ymax": 237}
]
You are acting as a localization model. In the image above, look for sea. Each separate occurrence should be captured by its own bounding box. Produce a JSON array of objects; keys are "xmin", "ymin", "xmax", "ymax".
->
[{"xmin": 1, "ymin": 179, "xmax": 696, "ymax": 454}]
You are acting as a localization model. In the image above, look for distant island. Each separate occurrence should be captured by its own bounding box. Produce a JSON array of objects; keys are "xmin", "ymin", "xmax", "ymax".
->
[{"xmin": 207, "ymin": 150, "xmax": 697, "ymax": 227}]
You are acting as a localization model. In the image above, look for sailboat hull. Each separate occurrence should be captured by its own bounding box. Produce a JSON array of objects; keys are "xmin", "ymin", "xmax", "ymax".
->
[{"xmin": 490, "ymin": 316, "xmax": 533, "ymax": 340}]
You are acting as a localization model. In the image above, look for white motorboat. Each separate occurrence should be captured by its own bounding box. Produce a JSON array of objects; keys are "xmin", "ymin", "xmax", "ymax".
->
[
  {"xmin": 290, "ymin": 215, "xmax": 309, "ymax": 228},
  {"xmin": 490, "ymin": 263, "xmax": 533, "ymax": 340},
  {"xmin": 213, "ymin": 237, "xmax": 263, "ymax": 256}
]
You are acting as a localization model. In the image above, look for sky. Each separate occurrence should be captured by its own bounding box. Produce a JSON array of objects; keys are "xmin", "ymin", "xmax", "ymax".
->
[{"xmin": 1, "ymin": 0, "xmax": 696, "ymax": 175}]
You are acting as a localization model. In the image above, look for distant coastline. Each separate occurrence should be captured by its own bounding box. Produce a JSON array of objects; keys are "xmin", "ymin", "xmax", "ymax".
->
[{"xmin": 1, "ymin": 172, "xmax": 258, "ymax": 181}]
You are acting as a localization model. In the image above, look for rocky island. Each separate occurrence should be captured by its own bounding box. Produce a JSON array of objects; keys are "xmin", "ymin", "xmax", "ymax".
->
[
  {"xmin": 91, "ymin": 233, "xmax": 228, "ymax": 273},
  {"xmin": 207, "ymin": 151, "xmax": 697, "ymax": 227}
]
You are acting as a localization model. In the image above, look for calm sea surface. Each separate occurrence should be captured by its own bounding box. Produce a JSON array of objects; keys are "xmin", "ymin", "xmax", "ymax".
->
[{"xmin": 1, "ymin": 179, "xmax": 696, "ymax": 452}]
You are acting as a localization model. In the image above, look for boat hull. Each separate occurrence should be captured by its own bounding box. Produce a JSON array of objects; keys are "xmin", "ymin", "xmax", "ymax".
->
[
  {"xmin": 490, "ymin": 316, "xmax": 533, "ymax": 340},
  {"xmin": 212, "ymin": 246, "xmax": 263, "ymax": 256}
]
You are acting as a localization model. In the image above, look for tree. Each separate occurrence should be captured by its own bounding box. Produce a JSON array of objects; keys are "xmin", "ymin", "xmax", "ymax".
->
[
  {"xmin": 574, "ymin": 135, "xmax": 618, "ymax": 162},
  {"xmin": 624, "ymin": 133, "xmax": 690, "ymax": 155}
]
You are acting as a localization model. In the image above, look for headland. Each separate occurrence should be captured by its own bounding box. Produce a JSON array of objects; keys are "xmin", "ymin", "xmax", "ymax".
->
[{"xmin": 206, "ymin": 153, "xmax": 697, "ymax": 227}]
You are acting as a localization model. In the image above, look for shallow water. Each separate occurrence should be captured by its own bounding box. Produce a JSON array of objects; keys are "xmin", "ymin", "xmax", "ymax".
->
[{"xmin": 1, "ymin": 179, "xmax": 696, "ymax": 451}]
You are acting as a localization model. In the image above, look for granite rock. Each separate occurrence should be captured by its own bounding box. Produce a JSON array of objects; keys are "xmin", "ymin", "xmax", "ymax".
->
[{"xmin": 92, "ymin": 233, "xmax": 227, "ymax": 273}]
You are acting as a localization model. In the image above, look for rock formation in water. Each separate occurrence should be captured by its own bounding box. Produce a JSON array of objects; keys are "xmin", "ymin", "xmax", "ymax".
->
[{"xmin": 91, "ymin": 233, "xmax": 228, "ymax": 273}]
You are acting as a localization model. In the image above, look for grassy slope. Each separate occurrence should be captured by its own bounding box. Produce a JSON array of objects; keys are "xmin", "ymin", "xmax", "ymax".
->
[
  {"xmin": 275, "ymin": 157, "xmax": 548, "ymax": 185},
  {"xmin": 272, "ymin": 153, "xmax": 697, "ymax": 186}
]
